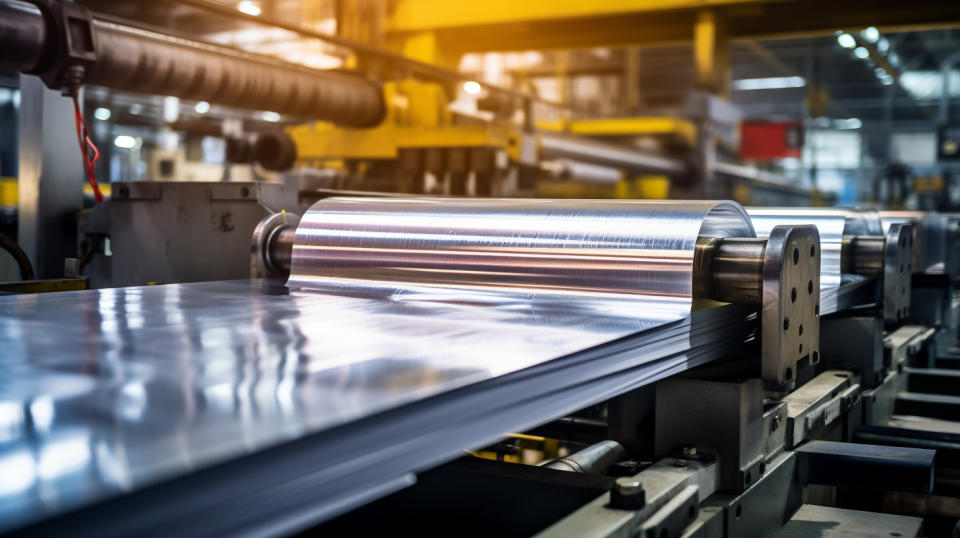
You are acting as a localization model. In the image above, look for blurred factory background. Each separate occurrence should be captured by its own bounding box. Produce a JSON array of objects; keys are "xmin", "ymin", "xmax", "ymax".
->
[{"xmin": 2, "ymin": 0, "xmax": 960, "ymax": 282}]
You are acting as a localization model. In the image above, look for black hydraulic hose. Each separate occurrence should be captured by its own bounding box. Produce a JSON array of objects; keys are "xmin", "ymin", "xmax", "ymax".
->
[{"xmin": 0, "ymin": 234, "xmax": 36, "ymax": 281}]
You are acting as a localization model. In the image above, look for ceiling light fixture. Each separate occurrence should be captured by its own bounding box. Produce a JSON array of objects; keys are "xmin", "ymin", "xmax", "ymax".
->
[
  {"xmin": 237, "ymin": 1, "xmax": 261, "ymax": 16},
  {"xmin": 731, "ymin": 76, "xmax": 806, "ymax": 91},
  {"xmin": 836, "ymin": 33, "xmax": 856, "ymax": 49}
]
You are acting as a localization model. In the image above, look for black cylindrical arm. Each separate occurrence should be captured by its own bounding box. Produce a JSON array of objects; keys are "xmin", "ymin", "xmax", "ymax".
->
[{"xmin": 0, "ymin": 0, "xmax": 386, "ymax": 127}]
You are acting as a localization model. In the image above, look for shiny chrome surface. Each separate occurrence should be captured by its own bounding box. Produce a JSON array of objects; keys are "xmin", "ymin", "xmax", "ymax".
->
[
  {"xmin": 290, "ymin": 198, "xmax": 756, "ymax": 322},
  {"xmin": 1, "ymin": 199, "xmax": 758, "ymax": 532}
]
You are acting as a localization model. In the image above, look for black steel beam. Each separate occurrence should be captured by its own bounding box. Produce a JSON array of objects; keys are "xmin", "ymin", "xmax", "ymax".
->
[{"xmin": 796, "ymin": 440, "xmax": 935, "ymax": 494}]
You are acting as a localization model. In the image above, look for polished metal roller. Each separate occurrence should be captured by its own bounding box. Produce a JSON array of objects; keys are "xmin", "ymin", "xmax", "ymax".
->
[{"xmin": 256, "ymin": 197, "xmax": 820, "ymax": 388}]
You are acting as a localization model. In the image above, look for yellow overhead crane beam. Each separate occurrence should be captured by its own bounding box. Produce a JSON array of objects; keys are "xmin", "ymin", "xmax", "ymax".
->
[
  {"xmin": 384, "ymin": 0, "xmax": 960, "ymax": 52},
  {"xmin": 387, "ymin": 0, "xmax": 767, "ymax": 32}
]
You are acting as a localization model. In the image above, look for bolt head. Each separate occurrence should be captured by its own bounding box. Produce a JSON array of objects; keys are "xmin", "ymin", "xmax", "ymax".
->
[
  {"xmin": 611, "ymin": 477, "xmax": 646, "ymax": 510},
  {"xmin": 681, "ymin": 445, "xmax": 697, "ymax": 456}
]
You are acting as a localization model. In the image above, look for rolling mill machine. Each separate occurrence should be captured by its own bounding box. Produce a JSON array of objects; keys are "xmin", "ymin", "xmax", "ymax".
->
[{"xmin": 2, "ymin": 1, "xmax": 960, "ymax": 537}]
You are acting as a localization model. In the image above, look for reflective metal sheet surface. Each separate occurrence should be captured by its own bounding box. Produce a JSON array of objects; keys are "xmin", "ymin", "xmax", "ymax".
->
[
  {"xmin": 0, "ymin": 280, "xmax": 644, "ymax": 530},
  {"xmin": 0, "ymin": 199, "xmax": 758, "ymax": 532},
  {"xmin": 845, "ymin": 209, "xmax": 884, "ymax": 236}
]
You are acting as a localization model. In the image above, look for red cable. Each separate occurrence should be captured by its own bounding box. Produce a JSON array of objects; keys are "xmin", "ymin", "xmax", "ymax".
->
[{"xmin": 70, "ymin": 89, "xmax": 104, "ymax": 203}]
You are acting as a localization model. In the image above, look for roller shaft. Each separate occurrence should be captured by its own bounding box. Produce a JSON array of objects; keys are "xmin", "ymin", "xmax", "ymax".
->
[
  {"xmin": 693, "ymin": 237, "xmax": 766, "ymax": 304},
  {"xmin": 539, "ymin": 440, "xmax": 626, "ymax": 475},
  {"xmin": 269, "ymin": 227, "xmax": 296, "ymax": 275},
  {"xmin": 841, "ymin": 235, "xmax": 885, "ymax": 278},
  {"xmin": 0, "ymin": 0, "xmax": 385, "ymax": 127},
  {"xmin": 265, "ymin": 208, "xmax": 770, "ymax": 304}
]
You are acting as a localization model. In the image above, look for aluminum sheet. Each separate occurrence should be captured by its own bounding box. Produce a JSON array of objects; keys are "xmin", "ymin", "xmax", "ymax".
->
[{"xmin": 0, "ymin": 199, "xmax": 756, "ymax": 533}]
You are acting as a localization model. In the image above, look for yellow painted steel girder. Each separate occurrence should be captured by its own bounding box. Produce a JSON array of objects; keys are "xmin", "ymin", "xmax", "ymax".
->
[
  {"xmin": 385, "ymin": 0, "xmax": 960, "ymax": 51},
  {"xmin": 538, "ymin": 117, "xmax": 698, "ymax": 146},
  {"xmin": 387, "ymin": 0, "xmax": 770, "ymax": 32}
]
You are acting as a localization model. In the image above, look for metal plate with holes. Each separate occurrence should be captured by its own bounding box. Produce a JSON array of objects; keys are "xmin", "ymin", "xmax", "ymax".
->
[
  {"xmin": 762, "ymin": 225, "xmax": 820, "ymax": 390},
  {"xmin": 884, "ymin": 223, "xmax": 914, "ymax": 323}
]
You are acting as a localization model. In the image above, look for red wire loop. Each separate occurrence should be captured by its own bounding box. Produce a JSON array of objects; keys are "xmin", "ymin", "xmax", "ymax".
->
[{"xmin": 70, "ymin": 90, "xmax": 104, "ymax": 203}]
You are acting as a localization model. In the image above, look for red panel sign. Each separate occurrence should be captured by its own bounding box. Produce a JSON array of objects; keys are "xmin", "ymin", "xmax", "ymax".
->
[{"xmin": 740, "ymin": 121, "xmax": 804, "ymax": 161}]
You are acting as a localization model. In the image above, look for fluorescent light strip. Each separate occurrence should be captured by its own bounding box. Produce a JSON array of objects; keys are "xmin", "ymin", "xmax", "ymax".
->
[{"xmin": 732, "ymin": 76, "xmax": 806, "ymax": 91}]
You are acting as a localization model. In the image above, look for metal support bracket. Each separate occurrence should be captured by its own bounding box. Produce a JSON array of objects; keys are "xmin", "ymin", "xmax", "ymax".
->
[
  {"xmin": 883, "ymin": 222, "xmax": 914, "ymax": 323},
  {"xmin": 763, "ymin": 225, "xmax": 821, "ymax": 390},
  {"xmin": 783, "ymin": 370, "xmax": 858, "ymax": 448},
  {"xmin": 536, "ymin": 455, "xmax": 718, "ymax": 538}
]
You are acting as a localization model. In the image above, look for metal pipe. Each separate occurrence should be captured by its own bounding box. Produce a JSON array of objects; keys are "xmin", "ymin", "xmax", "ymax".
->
[
  {"xmin": 693, "ymin": 237, "xmax": 765, "ymax": 304},
  {"xmin": 539, "ymin": 134, "xmax": 687, "ymax": 176},
  {"xmin": 542, "ymin": 159, "xmax": 624, "ymax": 185},
  {"xmin": 0, "ymin": 1, "xmax": 46, "ymax": 72},
  {"xmin": 0, "ymin": 0, "xmax": 385, "ymax": 127},
  {"xmin": 539, "ymin": 440, "xmax": 626, "ymax": 475},
  {"xmin": 0, "ymin": 234, "xmax": 36, "ymax": 281},
  {"xmin": 841, "ymin": 235, "xmax": 885, "ymax": 278}
]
